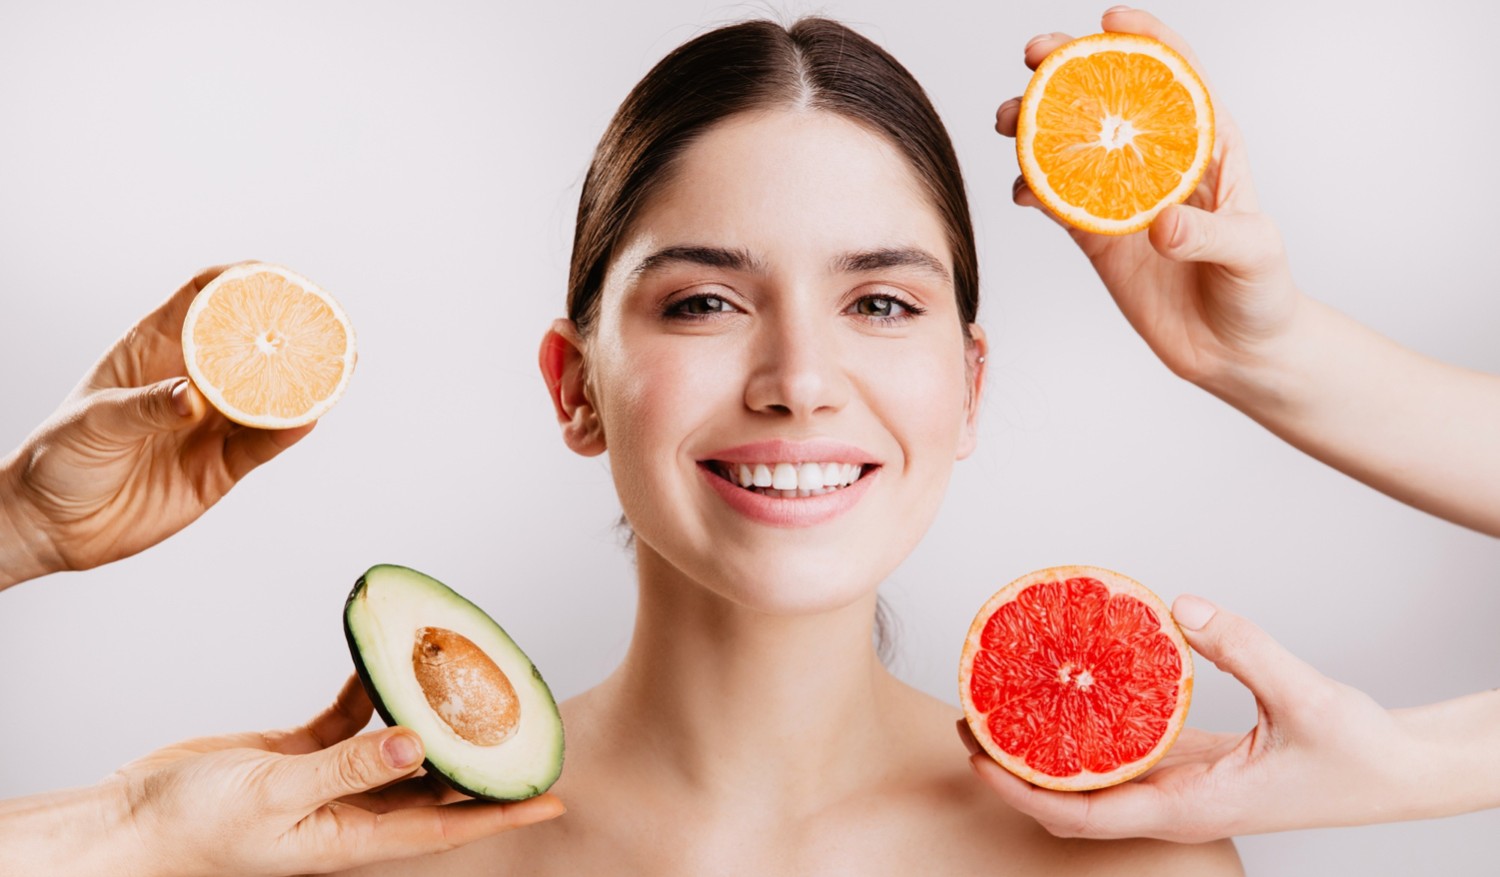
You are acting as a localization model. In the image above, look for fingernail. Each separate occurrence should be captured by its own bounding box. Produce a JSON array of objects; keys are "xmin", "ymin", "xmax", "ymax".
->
[
  {"xmin": 1173, "ymin": 594, "xmax": 1217, "ymax": 631},
  {"xmin": 1105, "ymin": 5, "xmax": 1132, "ymax": 14},
  {"xmin": 1025, "ymin": 33, "xmax": 1053, "ymax": 48},
  {"xmin": 955, "ymin": 719, "xmax": 982, "ymax": 756},
  {"xmin": 382, "ymin": 732, "xmax": 422, "ymax": 769},
  {"xmin": 171, "ymin": 380, "xmax": 194, "ymax": 417}
]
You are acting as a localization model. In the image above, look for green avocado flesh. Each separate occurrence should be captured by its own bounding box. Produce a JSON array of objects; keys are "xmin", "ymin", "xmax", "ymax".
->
[{"xmin": 343, "ymin": 564, "xmax": 563, "ymax": 801}]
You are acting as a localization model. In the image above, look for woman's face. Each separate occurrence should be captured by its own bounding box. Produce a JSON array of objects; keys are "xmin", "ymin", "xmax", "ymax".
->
[{"xmin": 560, "ymin": 108, "xmax": 985, "ymax": 616}]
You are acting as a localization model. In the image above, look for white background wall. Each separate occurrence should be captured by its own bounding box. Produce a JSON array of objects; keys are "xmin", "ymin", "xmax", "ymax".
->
[{"xmin": 2, "ymin": 1, "xmax": 1497, "ymax": 873}]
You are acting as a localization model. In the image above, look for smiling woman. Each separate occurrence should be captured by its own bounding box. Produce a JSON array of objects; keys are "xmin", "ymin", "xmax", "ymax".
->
[{"xmin": 335, "ymin": 16, "xmax": 1240, "ymax": 876}]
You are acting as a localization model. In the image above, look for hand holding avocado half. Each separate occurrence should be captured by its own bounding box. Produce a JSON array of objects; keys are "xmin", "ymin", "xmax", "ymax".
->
[
  {"xmin": 0, "ymin": 675, "xmax": 564, "ymax": 876},
  {"xmin": 0, "ymin": 264, "xmax": 314, "ymax": 590},
  {"xmin": 0, "ymin": 274, "xmax": 565, "ymax": 875}
]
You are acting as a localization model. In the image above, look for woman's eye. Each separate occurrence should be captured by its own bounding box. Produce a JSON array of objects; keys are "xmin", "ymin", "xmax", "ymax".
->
[
  {"xmin": 666, "ymin": 293, "xmax": 738, "ymax": 318},
  {"xmin": 850, "ymin": 294, "xmax": 922, "ymax": 322}
]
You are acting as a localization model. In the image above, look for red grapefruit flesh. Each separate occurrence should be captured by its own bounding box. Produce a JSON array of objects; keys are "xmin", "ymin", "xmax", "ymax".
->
[{"xmin": 959, "ymin": 565, "xmax": 1192, "ymax": 791}]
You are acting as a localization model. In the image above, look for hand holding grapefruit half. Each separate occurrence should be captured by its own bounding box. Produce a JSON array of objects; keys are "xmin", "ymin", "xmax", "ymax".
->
[
  {"xmin": 181, "ymin": 263, "xmax": 356, "ymax": 429},
  {"xmin": 959, "ymin": 565, "xmax": 1192, "ymax": 791},
  {"xmin": 1016, "ymin": 33, "xmax": 1214, "ymax": 235}
]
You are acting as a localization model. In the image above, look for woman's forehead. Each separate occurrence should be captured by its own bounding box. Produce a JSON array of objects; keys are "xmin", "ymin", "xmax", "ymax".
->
[{"xmin": 613, "ymin": 108, "xmax": 951, "ymax": 274}]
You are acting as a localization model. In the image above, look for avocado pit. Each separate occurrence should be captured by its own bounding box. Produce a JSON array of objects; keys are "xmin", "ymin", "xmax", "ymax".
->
[{"xmin": 413, "ymin": 626, "xmax": 520, "ymax": 746}]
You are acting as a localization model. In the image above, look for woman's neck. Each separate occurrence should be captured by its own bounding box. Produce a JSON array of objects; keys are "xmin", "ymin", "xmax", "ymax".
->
[{"xmin": 588, "ymin": 541, "xmax": 899, "ymax": 816}]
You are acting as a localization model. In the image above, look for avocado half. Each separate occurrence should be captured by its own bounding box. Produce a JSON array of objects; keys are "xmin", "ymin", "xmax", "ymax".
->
[{"xmin": 343, "ymin": 564, "xmax": 563, "ymax": 801}]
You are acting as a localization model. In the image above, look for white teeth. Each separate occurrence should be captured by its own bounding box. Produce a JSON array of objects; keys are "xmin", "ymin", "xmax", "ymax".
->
[{"xmin": 715, "ymin": 460, "xmax": 871, "ymax": 492}]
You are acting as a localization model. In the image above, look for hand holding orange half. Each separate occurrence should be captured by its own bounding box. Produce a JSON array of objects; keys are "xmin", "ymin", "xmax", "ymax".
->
[
  {"xmin": 0, "ymin": 263, "xmax": 337, "ymax": 587},
  {"xmin": 997, "ymin": 7, "xmax": 1302, "ymax": 395}
]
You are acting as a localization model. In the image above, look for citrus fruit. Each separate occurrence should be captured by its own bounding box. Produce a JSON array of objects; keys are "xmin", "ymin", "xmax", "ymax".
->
[
  {"xmin": 1016, "ymin": 33, "xmax": 1214, "ymax": 235},
  {"xmin": 181, "ymin": 262, "xmax": 356, "ymax": 429},
  {"xmin": 959, "ymin": 565, "xmax": 1192, "ymax": 791}
]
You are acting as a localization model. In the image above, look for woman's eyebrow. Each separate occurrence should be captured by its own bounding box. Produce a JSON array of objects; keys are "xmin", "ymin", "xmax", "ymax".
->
[
  {"xmin": 833, "ymin": 247, "xmax": 951, "ymax": 284},
  {"xmin": 630, "ymin": 245, "xmax": 763, "ymax": 278}
]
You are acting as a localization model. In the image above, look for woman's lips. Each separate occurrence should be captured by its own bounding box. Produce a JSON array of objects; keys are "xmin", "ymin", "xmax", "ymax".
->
[{"xmin": 697, "ymin": 460, "xmax": 879, "ymax": 528}]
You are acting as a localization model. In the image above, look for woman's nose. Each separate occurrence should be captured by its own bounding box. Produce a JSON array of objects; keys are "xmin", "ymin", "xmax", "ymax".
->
[{"xmin": 741, "ymin": 309, "xmax": 850, "ymax": 418}]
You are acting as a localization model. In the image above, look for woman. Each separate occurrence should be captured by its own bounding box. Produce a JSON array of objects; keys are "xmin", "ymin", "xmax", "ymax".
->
[{"xmin": 342, "ymin": 16, "xmax": 1239, "ymax": 875}]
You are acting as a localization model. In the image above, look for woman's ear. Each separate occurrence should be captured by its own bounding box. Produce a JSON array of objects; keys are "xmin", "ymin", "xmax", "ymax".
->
[
  {"xmin": 539, "ymin": 318, "xmax": 607, "ymax": 457},
  {"xmin": 956, "ymin": 323, "xmax": 988, "ymax": 460}
]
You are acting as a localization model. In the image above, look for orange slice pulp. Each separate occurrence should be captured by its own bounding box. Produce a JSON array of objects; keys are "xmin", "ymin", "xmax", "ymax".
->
[
  {"xmin": 181, "ymin": 263, "xmax": 356, "ymax": 429},
  {"xmin": 1017, "ymin": 33, "xmax": 1214, "ymax": 235}
]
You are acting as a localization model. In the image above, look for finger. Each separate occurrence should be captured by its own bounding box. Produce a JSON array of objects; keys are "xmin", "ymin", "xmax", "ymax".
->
[
  {"xmin": 274, "ymin": 674, "xmax": 376, "ymax": 755},
  {"xmin": 969, "ymin": 754, "xmax": 1186, "ymax": 841},
  {"xmin": 87, "ymin": 378, "xmax": 205, "ymax": 441},
  {"xmin": 995, "ymin": 97, "xmax": 1020, "ymax": 138},
  {"xmin": 282, "ymin": 727, "xmax": 427, "ymax": 808},
  {"xmin": 1100, "ymin": 7, "xmax": 1208, "ymax": 76},
  {"xmin": 1147, "ymin": 204, "xmax": 1284, "ymax": 279},
  {"xmin": 1171, "ymin": 594, "xmax": 1323, "ymax": 715},
  {"xmin": 955, "ymin": 718, "xmax": 982, "ymax": 756},
  {"xmin": 222, "ymin": 420, "xmax": 317, "ymax": 481},
  {"xmin": 316, "ymin": 795, "xmax": 566, "ymax": 869},
  {"xmin": 1012, "ymin": 176, "xmax": 1072, "ymax": 233},
  {"xmin": 1023, "ymin": 32, "xmax": 1074, "ymax": 71},
  {"xmin": 341, "ymin": 773, "xmax": 472, "ymax": 814}
]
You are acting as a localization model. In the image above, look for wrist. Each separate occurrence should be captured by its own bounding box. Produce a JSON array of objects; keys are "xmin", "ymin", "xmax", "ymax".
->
[
  {"xmin": 1192, "ymin": 290, "xmax": 1326, "ymax": 420},
  {"xmin": 1391, "ymin": 689, "xmax": 1500, "ymax": 820},
  {"xmin": 0, "ymin": 780, "xmax": 154, "ymax": 877},
  {"xmin": 0, "ymin": 449, "xmax": 63, "ymax": 590}
]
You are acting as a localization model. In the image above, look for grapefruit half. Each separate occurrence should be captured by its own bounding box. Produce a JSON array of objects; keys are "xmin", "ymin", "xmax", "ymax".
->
[{"xmin": 959, "ymin": 565, "xmax": 1192, "ymax": 791}]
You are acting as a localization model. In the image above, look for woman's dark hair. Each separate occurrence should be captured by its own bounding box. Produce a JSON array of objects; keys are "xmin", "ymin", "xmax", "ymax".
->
[
  {"xmin": 567, "ymin": 16, "xmax": 979, "ymax": 337},
  {"xmin": 575, "ymin": 17, "xmax": 977, "ymax": 665}
]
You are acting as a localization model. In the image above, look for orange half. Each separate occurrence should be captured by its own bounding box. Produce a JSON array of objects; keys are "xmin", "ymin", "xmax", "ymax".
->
[
  {"xmin": 1017, "ymin": 33, "xmax": 1214, "ymax": 235},
  {"xmin": 182, "ymin": 263, "xmax": 356, "ymax": 429}
]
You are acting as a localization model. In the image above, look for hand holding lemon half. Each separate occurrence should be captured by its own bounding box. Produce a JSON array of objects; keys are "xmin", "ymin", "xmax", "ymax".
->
[{"xmin": 181, "ymin": 262, "xmax": 357, "ymax": 429}]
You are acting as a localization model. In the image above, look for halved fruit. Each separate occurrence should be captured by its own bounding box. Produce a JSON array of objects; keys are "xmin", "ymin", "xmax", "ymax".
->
[
  {"xmin": 181, "ymin": 262, "xmax": 356, "ymax": 429},
  {"xmin": 343, "ymin": 564, "xmax": 563, "ymax": 801},
  {"xmin": 1017, "ymin": 33, "xmax": 1214, "ymax": 234},
  {"xmin": 959, "ymin": 565, "xmax": 1192, "ymax": 791}
]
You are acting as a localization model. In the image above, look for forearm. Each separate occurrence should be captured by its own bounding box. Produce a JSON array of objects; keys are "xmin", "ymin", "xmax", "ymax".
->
[
  {"xmin": 0, "ymin": 780, "xmax": 151, "ymax": 876},
  {"xmin": 1390, "ymin": 688, "xmax": 1500, "ymax": 821},
  {"xmin": 0, "ymin": 451, "xmax": 59, "ymax": 591},
  {"xmin": 1204, "ymin": 295, "xmax": 1500, "ymax": 537}
]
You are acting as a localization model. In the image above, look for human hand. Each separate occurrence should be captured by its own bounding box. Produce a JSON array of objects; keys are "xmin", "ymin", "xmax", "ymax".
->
[
  {"xmin": 997, "ymin": 8, "xmax": 1302, "ymax": 392},
  {"xmin": 0, "ymin": 264, "xmax": 313, "ymax": 589},
  {"xmin": 103, "ymin": 674, "xmax": 564, "ymax": 876},
  {"xmin": 959, "ymin": 595, "xmax": 1500, "ymax": 842}
]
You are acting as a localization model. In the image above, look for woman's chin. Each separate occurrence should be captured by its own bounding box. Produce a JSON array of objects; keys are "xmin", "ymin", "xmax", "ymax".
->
[{"xmin": 688, "ymin": 550, "xmax": 894, "ymax": 618}]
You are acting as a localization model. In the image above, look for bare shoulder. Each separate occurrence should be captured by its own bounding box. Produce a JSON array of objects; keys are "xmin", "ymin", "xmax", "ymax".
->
[{"xmin": 873, "ymin": 683, "xmax": 1242, "ymax": 876}]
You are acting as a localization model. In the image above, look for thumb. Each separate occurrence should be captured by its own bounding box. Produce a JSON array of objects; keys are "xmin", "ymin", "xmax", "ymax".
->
[
  {"xmin": 1171, "ymin": 594, "xmax": 1320, "ymax": 714},
  {"xmin": 289, "ymin": 728, "xmax": 426, "ymax": 807},
  {"xmin": 91, "ymin": 378, "xmax": 205, "ymax": 439},
  {"xmin": 1148, "ymin": 204, "xmax": 1285, "ymax": 278}
]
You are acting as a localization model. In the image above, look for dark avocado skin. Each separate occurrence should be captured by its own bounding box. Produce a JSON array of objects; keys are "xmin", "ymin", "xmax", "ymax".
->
[{"xmin": 341, "ymin": 568, "xmax": 558, "ymax": 802}]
